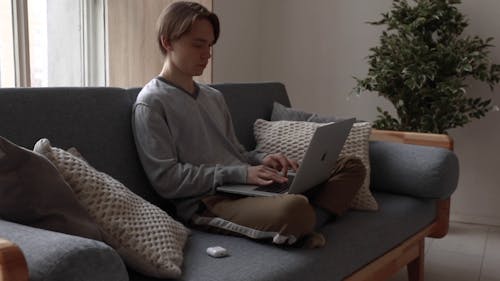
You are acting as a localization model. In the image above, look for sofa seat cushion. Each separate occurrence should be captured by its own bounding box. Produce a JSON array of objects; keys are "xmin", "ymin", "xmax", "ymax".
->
[
  {"xmin": 0, "ymin": 219, "xmax": 128, "ymax": 281},
  {"xmin": 128, "ymin": 192, "xmax": 436, "ymax": 281}
]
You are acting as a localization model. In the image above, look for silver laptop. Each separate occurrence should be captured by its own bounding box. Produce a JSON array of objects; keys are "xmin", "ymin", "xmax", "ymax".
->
[{"xmin": 217, "ymin": 118, "xmax": 355, "ymax": 197}]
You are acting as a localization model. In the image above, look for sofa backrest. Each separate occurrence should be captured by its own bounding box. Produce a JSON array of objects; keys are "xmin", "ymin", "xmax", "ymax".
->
[
  {"xmin": 212, "ymin": 82, "xmax": 291, "ymax": 150},
  {"xmin": 0, "ymin": 82, "xmax": 290, "ymax": 212},
  {"xmin": 0, "ymin": 87, "xmax": 171, "ymax": 210}
]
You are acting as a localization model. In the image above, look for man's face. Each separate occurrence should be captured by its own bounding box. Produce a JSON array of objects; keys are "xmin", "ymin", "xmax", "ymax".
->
[{"xmin": 168, "ymin": 19, "xmax": 215, "ymax": 77}]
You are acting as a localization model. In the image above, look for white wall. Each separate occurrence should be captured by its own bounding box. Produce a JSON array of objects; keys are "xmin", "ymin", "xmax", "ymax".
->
[
  {"xmin": 447, "ymin": 0, "xmax": 500, "ymax": 226},
  {"xmin": 212, "ymin": 0, "xmax": 264, "ymax": 82},
  {"xmin": 214, "ymin": 0, "xmax": 500, "ymax": 226}
]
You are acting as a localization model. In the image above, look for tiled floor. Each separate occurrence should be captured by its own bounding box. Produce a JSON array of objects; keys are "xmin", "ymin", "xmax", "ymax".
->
[{"xmin": 389, "ymin": 222, "xmax": 500, "ymax": 281}]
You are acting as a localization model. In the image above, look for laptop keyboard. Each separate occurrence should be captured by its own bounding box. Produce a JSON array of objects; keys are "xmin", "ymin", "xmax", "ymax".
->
[{"xmin": 255, "ymin": 181, "xmax": 290, "ymax": 193}]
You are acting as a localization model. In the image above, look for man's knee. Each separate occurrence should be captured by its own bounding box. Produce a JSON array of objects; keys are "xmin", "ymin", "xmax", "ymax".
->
[
  {"xmin": 338, "ymin": 156, "xmax": 366, "ymax": 180},
  {"xmin": 271, "ymin": 195, "xmax": 316, "ymax": 237}
]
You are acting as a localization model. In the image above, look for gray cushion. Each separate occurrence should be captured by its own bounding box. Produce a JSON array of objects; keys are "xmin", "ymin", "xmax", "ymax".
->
[
  {"xmin": 270, "ymin": 102, "xmax": 345, "ymax": 123},
  {"xmin": 369, "ymin": 141, "xmax": 459, "ymax": 199},
  {"xmin": 308, "ymin": 114, "xmax": 345, "ymax": 123},
  {"xmin": 0, "ymin": 219, "xmax": 128, "ymax": 281},
  {"xmin": 0, "ymin": 136, "xmax": 102, "ymax": 241},
  {"xmin": 271, "ymin": 102, "xmax": 314, "ymax": 121},
  {"xmin": 128, "ymin": 193, "xmax": 436, "ymax": 281}
]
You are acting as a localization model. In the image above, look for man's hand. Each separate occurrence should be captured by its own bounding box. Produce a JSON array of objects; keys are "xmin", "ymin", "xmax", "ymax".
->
[
  {"xmin": 262, "ymin": 153, "xmax": 299, "ymax": 177},
  {"xmin": 247, "ymin": 165, "xmax": 288, "ymax": 186}
]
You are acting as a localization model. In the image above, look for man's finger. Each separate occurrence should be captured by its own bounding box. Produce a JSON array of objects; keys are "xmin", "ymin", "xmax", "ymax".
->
[
  {"xmin": 259, "ymin": 179, "xmax": 273, "ymax": 186},
  {"xmin": 276, "ymin": 157, "xmax": 289, "ymax": 176},
  {"xmin": 259, "ymin": 167, "xmax": 279, "ymax": 180},
  {"xmin": 269, "ymin": 172, "xmax": 288, "ymax": 183},
  {"xmin": 260, "ymin": 166, "xmax": 286, "ymax": 182},
  {"xmin": 271, "ymin": 161, "xmax": 280, "ymax": 170},
  {"xmin": 262, "ymin": 166, "xmax": 280, "ymax": 174}
]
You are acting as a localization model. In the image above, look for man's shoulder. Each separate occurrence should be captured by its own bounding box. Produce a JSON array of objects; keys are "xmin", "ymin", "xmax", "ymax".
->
[
  {"xmin": 198, "ymin": 83, "xmax": 224, "ymax": 101},
  {"xmin": 136, "ymin": 78, "xmax": 176, "ymax": 104},
  {"xmin": 198, "ymin": 83, "xmax": 221, "ymax": 94}
]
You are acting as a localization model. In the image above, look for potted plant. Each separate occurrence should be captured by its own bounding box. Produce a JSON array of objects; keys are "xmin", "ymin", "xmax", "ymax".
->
[{"xmin": 353, "ymin": 0, "xmax": 500, "ymax": 137}]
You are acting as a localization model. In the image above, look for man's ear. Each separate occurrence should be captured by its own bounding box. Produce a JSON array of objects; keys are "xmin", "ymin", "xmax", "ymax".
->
[{"xmin": 160, "ymin": 36, "xmax": 173, "ymax": 52}]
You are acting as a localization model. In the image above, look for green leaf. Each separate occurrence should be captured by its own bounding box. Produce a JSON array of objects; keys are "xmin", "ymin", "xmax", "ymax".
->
[{"xmin": 352, "ymin": 0, "xmax": 499, "ymax": 134}]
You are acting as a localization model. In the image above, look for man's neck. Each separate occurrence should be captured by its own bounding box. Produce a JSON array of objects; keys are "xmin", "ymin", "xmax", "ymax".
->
[{"xmin": 159, "ymin": 64, "xmax": 196, "ymax": 95}]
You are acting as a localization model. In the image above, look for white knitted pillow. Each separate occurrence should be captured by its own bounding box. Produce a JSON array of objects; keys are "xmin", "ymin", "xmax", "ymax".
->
[
  {"xmin": 254, "ymin": 119, "xmax": 378, "ymax": 211},
  {"xmin": 34, "ymin": 138, "xmax": 190, "ymax": 279}
]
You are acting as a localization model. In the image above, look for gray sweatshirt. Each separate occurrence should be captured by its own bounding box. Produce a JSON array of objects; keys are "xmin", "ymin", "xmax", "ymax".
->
[{"xmin": 132, "ymin": 77, "xmax": 267, "ymax": 221}]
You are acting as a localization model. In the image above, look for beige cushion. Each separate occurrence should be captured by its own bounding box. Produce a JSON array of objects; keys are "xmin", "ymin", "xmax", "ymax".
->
[
  {"xmin": 34, "ymin": 138, "xmax": 190, "ymax": 279},
  {"xmin": 253, "ymin": 119, "xmax": 378, "ymax": 211},
  {"xmin": 0, "ymin": 136, "xmax": 102, "ymax": 240}
]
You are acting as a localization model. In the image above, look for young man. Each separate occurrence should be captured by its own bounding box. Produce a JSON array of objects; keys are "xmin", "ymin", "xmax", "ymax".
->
[{"xmin": 132, "ymin": 1, "xmax": 365, "ymax": 247}]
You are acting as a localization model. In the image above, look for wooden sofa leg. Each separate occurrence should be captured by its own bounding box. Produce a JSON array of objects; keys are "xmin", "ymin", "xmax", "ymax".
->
[
  {"xmin": 407, "ymin": 239, "xmax": 424, "ymax": 281},
  {"xmin": 429, "ymin": 198, "xmax": 451, "ymax": 238}
]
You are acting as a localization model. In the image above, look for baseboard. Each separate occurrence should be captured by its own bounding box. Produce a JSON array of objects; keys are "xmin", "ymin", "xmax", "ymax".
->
[{"xmin": 451, "ymin": 213, "xmax": 500, "ymax": 227}]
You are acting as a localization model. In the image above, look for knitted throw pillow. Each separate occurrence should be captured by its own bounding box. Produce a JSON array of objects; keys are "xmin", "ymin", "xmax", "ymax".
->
[
  {"xmin": 34, "ymin": 138, "xmax": 190, "ymax": 279},
  {"xmin": 254, "ymin": 119, "xmax": 378, "ymax": 211},
  {"xmin": 0, "ymin": 136, "xmax": 102, "ymax": 241}
]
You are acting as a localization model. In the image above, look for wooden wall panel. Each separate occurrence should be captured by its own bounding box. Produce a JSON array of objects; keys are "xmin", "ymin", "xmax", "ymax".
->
[{"xmin": 106, "ymin": 0, "xmax": 212, "ymax": 87}]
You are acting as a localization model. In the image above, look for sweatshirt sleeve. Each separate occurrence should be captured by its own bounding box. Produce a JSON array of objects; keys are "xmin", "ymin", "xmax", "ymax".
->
[{"xmin": 132, "ymin": 103, "xmax": 248, "ymax": 199}]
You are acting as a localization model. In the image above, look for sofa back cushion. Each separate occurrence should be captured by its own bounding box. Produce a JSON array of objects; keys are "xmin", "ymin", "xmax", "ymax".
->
[
  {"xmin": 212, "ymin": 82, "xmax": 291, "ymax": 151},
  {"xmin": 0, "ymin": 83, "xmax": 289, "ymax": 213},
  {"xmin": 0, "ymin": 87, "xmax": 171, "ymax": 212}
]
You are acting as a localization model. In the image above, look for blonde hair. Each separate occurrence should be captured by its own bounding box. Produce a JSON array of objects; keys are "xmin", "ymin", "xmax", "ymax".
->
[{"xmin": 156, "ymin": 1, "xmax": 220, "ymax": 55}]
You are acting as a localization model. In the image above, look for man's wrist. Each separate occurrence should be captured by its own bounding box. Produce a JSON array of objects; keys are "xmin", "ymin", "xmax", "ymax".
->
[{"xmin": 217, "ymin": 165, "xmax": 248, "ymax": 184}]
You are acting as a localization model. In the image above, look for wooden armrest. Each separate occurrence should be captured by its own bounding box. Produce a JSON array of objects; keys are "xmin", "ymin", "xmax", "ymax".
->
[
  {"xmin": 345, "ymin": 129, "xmax": 455, "ymax": 280},
  {"xmin": 370, "ymin": 129, "xmax": 454, "ymax": 150},
  {"xmin": 0, "ymin": 238, "xmax": 28, "ymax": 281},
  {"xmin": 429, "ymin": 198, "xmax": 451, "ymax": 238}
]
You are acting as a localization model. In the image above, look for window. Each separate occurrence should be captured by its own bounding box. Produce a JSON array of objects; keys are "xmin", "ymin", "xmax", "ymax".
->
[
  {"xmin": 0, "ymin": 0, "xmax": 105, "ymax": 87},
  {"xmin": 0, "ymin": 0, "xmax": 15, "ymax": 87},
  {"xmin": 2, "ymin": 1, "xmax": 212, "ymax": 88}
]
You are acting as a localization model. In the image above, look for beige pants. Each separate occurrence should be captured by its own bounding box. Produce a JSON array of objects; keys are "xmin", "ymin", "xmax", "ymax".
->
[{"xmin": 192, "ymin": 156, "xmax": 366, "ymax": 245}]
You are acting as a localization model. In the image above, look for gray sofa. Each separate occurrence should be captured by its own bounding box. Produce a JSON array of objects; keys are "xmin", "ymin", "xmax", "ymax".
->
[{"xmin": 0, "ymin": 82, "xmax": 459, "ymax": 281}]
